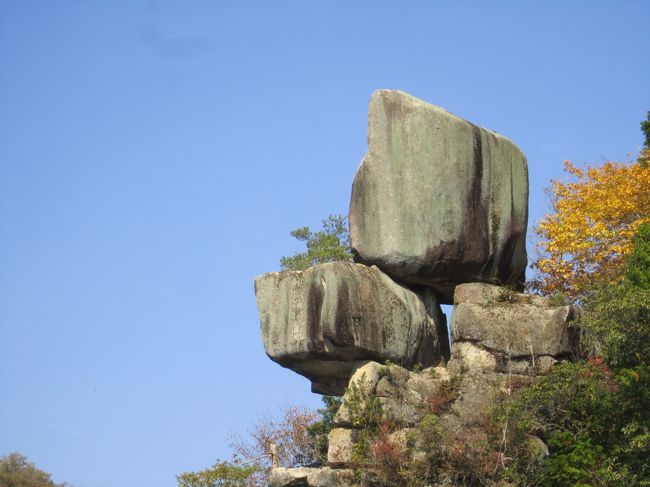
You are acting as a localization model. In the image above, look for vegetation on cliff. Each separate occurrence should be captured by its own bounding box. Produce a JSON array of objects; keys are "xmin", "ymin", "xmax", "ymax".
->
[
  {"xmin": 498, "ymin": 224, "xmax": 650, "ymax": 485},
  {"xmin": 279, "ymin": 215, "xmax": 352, "ymax": 271}
]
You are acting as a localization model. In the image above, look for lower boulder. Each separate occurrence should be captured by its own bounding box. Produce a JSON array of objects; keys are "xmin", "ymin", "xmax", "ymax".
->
[
  {"xmin": 255, "ymin": 262, "xmax": 449, "ymax": 395},
  {"xmin": 451, "ymin": 283, "xmax": 579, "ymax": 357},
  {"xmin": 269, "ymin": 467, "xmax": 356, "ymax": 487}
]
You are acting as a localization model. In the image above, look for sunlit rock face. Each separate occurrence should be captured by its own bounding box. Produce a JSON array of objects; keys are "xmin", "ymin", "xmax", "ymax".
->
[
  {"xmin": 450, "ymin": 283, "xmax": 580, "ymax": 358},
  {"xmin": 254, "ymin": 262, "xmax": 449, "ymax": 395},
  {"xmin": 349, "ymin": 90, "xmax": 529, "ymax": 303}
]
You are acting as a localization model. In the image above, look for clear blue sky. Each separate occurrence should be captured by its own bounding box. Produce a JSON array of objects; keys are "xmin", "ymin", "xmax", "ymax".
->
[{"xmin": 1, "ymin": 2, "xmax": 648, "ymax": 486}]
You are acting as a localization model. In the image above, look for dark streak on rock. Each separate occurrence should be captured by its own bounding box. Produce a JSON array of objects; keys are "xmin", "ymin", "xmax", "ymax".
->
[
  {"xmin": 306, "ymin": 280, "xmax": 325, "ymax": 353},
  {"xmin": 466, "ymin": 124, "xmax": 489, "ymax": 266},
  {"xmin": 331, "ymin": 280, "xmax": 355, "ymax": 347}
]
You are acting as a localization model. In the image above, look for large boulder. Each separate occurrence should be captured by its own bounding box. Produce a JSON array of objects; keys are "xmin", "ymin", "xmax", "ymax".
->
[
  {"xmin": 255, "ymin": 262, "xmax": 449, "ymax": 395},
  {"xmin": 349, "ymin": 90, "xmax": 528, "ymax": 303},
  {"xmin": 450, "ymin": 283, "xmax": 579, "ymax": 357}
]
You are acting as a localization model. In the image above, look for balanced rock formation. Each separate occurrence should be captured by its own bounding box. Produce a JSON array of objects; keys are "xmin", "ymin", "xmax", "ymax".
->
[
  {"xmin": 255, "ymin": 262, "xmax": 449, "ymax": 395},
  {"xmin": 349, "ymin": 90, "xmax": 528, "ymax": 303},
  {"xmin": 256, "ymin": 90, "xmax": 580, "ymax": 486}
]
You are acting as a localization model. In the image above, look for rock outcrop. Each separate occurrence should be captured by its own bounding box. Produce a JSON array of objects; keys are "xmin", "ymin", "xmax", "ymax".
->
[
  {"xmin": 269, "ymin": 286, "xmax": 578, "ymax": 487},
  {"xmin": 269, "ymin": 467, "xmax": 356, "ymax": 487},
  {"xmin": 451, "ymin": 283, "xmax": 579, "ymax": 358},
  {"xmin": 349, "ymin": 90, "xmax": 528, "ymax": 303},
  {"xmin": 255, "ymin": 262, "xmax": 449, "ymax": 395}
]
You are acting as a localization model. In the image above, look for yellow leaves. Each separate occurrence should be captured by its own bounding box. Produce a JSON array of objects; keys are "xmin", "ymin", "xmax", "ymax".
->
[{"xmin": 531, "ymin": 154, "xmax": 650, "ymax": 301}]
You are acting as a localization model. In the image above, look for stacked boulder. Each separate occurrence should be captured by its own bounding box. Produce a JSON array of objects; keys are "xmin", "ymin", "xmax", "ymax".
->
[
  {"xmin": 255, "ymin": 90, "xmax": 578, "ymax": 486},
  {"xmin": 266, "ymin": 284, "xmax": 579, "ymax": 487},
  {"xmin": 255, "ymin": 262, "xmax": 448, "ymax": 395},
  {"xmin": 349, "ymin": 90, "xmax": 529, "ymax": 304}
]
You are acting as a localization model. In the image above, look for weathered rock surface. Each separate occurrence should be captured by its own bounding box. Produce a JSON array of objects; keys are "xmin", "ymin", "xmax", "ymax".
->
[
  {"xmin": 269, "ymin": 468, "xmax": 319, "ymax": 487},
  {"xmin": 349, "ymin": 90, "xmax": 528, "ymax": 303},
  {"xmin": 451, "ymin": 283, "xmax": 579, "ymax": 357},
  {"xmin": 447, "ymin": 341, "xmax": 558, "ymax": 377},
  {"xmin": 334, "ymin": 361, "xmax": 451, "ymax": 428},
  {"xmin": 327, "ymin": 428, "xmax": 358, "ymax": 466},
  {"xmin": 255, "ymin": 262, "xmax": 449, "ymax": 395},
  {"xmin": 269, "ymin": 467, "xmax": 356, "ymax": 487}
]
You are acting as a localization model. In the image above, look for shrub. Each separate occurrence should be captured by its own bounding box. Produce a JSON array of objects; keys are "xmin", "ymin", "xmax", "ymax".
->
[{"xmin": 280, "ymin": 215, "xmax": 352, "ymax": 271}]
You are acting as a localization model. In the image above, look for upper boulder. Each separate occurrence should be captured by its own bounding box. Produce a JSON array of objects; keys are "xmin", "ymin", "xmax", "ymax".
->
[
  {"xmin": 349, "ymin": 90, "xmax": 528, "ymax": 303},
  {"xmin": 254, "ymin": 262, "xmax": 449, "ymax": 395}
]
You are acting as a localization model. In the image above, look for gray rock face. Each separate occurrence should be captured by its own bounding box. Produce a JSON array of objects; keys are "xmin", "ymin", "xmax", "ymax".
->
[
  {"xmin": 334, "ymin": 361, "xmax": 451, "ymax": 428},
  {"xmin": 269, "ymin": 467, "xmax": 356, "ymax": 487},
  {"xmin": 269, "ymin": 468, "xmax": 317, "ymax": 487},
  {"xmin": 349, "ymin": 90, "xmax": 529, "ymax": 303},
  {"xmin": 327, "ymin": 428, "xmax": 358, "ymax": 466},
  {"xmin": 450, "ymin": 283, "xmax": 579, "ymax": 357},
  {"xmin": 255, "ymin": 262, "xmax": 449, "ymax": 395}
]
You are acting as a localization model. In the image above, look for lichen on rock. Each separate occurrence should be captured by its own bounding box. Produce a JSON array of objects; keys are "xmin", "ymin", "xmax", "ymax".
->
[{"xmin": 255, "ymin": 262, "xmax": 449, "ymax": 395}]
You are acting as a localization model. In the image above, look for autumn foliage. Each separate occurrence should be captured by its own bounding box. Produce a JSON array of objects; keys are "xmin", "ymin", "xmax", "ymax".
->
[{"xmin": 531, "ymin": 151, "xmax": 650, "ymax": 300}]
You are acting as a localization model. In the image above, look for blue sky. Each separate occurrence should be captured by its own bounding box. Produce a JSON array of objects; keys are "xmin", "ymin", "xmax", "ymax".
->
[{"xmin": 1, "ymin": 2, "xmax": 648, "ymax": 486}]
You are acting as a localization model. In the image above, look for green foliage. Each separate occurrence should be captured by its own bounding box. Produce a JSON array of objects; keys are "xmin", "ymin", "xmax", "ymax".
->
[
  {"xmin": 493, "ymin": 361, "xmax": 630, "ymax": 486},
  {"xmin": 496, "ymin": 224, "xmax": 650, "ymax": 486},
  {"xmin": 577, "ymin": 223, "xmax": 650, "ymax": 483},
  {"xmin": 642, "ymin": 111, "xmax": 650, "ymax": 149},
  {"xmin": 176, "ymin": 460, "xmax": 257, "ymax": 487},
  {"xmin": 0, "ymin": 452, "xmax": 70, "ymax": 487},
  {"xmin": 626, "ymin": 222, "xmax": 650, "ymax": 290},
  {"xmin": 343, "ymin": 379, "xmax": 383, "ymax": 431},
  {"xmin": 403, "ymin": 414, "xmax": 444, "ymax": 484},
  {"xmin": 335, "ymin": 376, "xmax": 384, "ymax": 465},
  {"xmin": 280, "ymin": 215, "xmax": 352, "ymax": 271},
  {"xmin": 580, "ymin": 285, "xmax": 650, "ymax": 372},
  {"xmin": 539, "ymin": 433, "xmax": 609, "ymax": 487},
  {"xmin": 508, "ymin": 361, "xmax": 615, "ymax": 441}
]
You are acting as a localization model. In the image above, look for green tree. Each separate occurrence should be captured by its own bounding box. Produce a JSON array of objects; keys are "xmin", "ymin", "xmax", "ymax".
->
[
  {"xmin": 176, "ymin": 460, "xmax": 257, "ymax": 487},
  {"xmin": 280, "ymin": 215, "xmax": 352, "ymax": 271},
  {"xmin": 578, "ymin": 223, "xmax": 650, "ymax": 481},
  {"xmin": 500, "ymin": 224, "xmax": 650, "ymax": 486},
  {"xmin": 0, "ymin": 452, "xmax": 70, "ymax": 487},
  {"xmin": 641, "ymin": 111, "xmax": 650, "ymax": 149},
  {"xmin": 626, "ymin": 223, "xmax": 650, "ymax": 290}
]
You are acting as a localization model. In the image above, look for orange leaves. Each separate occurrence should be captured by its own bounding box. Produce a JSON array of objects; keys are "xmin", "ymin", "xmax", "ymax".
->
[{"xmin": 531, "ymin": 155, "xmax": 650, "ymax": 300}]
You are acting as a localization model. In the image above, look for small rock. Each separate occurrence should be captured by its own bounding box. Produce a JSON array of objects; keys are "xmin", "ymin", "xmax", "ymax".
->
[
  {"xmin": 527, "ymin": 435, "xmax": 550, "ymax": 460},
  {"xmin": 307, "ymin": 467, "xmax": 357, "ymax": 487},
  {"xmin": 334, "ymin": 361, "xmax": 384, "ymax": 426},
  {"xmin": 269, "ymin": 467, "xmax": 359, "ymax": 487},
  {"xmin": 448, "ymin": 342, "xmax": 497, "ymax": 376},
  {"xmin": 327, "ymin": 428, "xmax": 359, "ymax": 466},
  {"xmin": 269, "ymin": 467, "xmax": 317, "ymax": 487}
]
